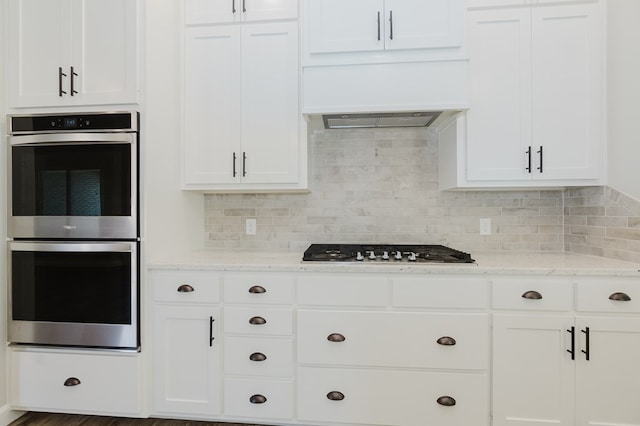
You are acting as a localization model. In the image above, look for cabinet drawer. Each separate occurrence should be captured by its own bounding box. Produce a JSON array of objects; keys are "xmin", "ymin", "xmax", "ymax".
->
[
  {"xmin": 224, "ymin": 273, "xmax": 294, "ymax": 304},
  {"xmin": 10, "ymin": 349, "xmax": 140, "ymax": 414},
  {"xmin": 576, "ymin": 278, "xmax": 640, "ymax": 313},
  {"xmin": 224, "ymin": 307, "xmax": 293, "ymax": 335},
  {"xmin": 224, "ymin": 378, "xmax": 294, "ymax": 420},
  {"xmin": 297, "ymin": 274, "xmax": 390, "ymax": 307},
  {"xmin": 492, "ymin": 278, "xmax": 573, "ymax": 311},
  {"xmin": 393, "ymin": 277, "xmax": 489, "ymax": 309},
  {"xmin": 298, "ymin": 367, "xmax": 489, "ymax": 426},
  {"xmin": 152, "ymin": 270, "xmax": 221, "ymax": 303},
  {"xmin": 224, "ymin": 336, "xmax": 293, "ymax": 377},
  {"xmin": 298, "ymin": 310, "xmax": 489, "ymax": 370}
]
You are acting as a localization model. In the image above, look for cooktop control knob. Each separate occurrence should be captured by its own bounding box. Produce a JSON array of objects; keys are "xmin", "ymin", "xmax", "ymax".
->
[
  {"xmin": 408, "ymin": 252, "xmax": 417, "ymax": 262},
  {"xmin": 356, "ymin": 252, "xmax": 365, "ymax": 261},
  {"xmin": 368, "ymin": 251, "xmax": 377, "ymax": 260},
  {"xmin": 394, "ymin": 251, "xmax": 402, "ymax": 261},
  {"xmin": 382, "ymin": 251, "xmax": 390, "ymax": 260}
]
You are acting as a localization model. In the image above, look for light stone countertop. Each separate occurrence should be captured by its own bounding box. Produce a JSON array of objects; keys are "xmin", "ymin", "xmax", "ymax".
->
[{"xmin": 148, "ymin": 250, "xmax": 640, "ymax": 277}]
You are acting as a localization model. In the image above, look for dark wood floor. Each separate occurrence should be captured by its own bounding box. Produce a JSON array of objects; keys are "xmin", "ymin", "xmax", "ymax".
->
[{"xmin": 9, "ymin": 412, "xmax": 265, "ymax": 426}]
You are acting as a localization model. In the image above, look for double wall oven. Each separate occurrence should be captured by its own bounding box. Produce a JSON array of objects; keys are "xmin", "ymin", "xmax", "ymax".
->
[{"xmin": 7, "ymin": 111, "xmax": 140, "ymax": 350}]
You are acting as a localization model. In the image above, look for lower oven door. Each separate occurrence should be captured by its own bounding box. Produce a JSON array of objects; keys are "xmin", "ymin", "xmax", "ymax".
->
[{"xmin": 8, "ymin": 240, "xmax": 138, "ymax": 350}]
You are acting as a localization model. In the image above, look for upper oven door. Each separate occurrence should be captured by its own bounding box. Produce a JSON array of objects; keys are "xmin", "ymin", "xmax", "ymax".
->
[{"xmin": 8, "ymin": 132, "xmax": 138, "ymax": 239}]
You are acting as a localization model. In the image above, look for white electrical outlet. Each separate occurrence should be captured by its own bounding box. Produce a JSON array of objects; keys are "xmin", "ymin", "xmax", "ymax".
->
[
  {"xmin": 246, "ymin": 218, "xmax": 257, "ymax": 235},
  {"xmin": 479, "ymin": 218, "xmax": 491, "ymax": 236}
]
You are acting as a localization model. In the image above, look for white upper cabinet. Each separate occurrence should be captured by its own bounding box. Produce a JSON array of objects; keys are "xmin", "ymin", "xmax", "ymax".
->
[
  {"xmin": 305, "ymin": 0, "xmax": 463, "ymax": 54},
  {"xmin": 6, "ymin": 0, "xmax": 139, "ymax": 108},
  {"xmin": 448, "ymin": 1, "xmax": 603, "ymax": 188},
  {"xmin": 185, "ymin": 0, "xmax": 298, "ymax": 25}
]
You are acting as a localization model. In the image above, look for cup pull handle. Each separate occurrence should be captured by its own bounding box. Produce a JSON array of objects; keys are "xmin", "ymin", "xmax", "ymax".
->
[
  {"xmin": 64, "ymin": 377, "xmax": 81, "ymax": 387},
  {"xmin": 522, "ymin": 290, "xmax": 543, "ymax": 300},
  {"xmin": 249, "ymin": 316, "xmax": 267, "ymax": 325},
  {"xmin": 436, "ymin": 336, "xmax": 457, "ymax": 346},
  {"xmin": 327, "ymin": 391, "xmax": 345, "ymax": 401},
  {"xmin": 249, "ymin": 352, "xmax": 267, "ymax": 362},
  {"xmin": 250, "ymin": 394, "xmax": 267, "ymax": 404},
  {"xmin": 248, "ymin": 285, "xmax": 266, "ymax": 294},
  {"xmin": 437, "ymin": 396, "xmax": 456, "ymax": 406},
  {"xmin": 327, "ymin": 333, "xmax": 346, "ymax": 342},
  {"xmin": 609, "ymin": 292, "xmax": 631, "ymax": 301},
  {"xmin": 177, "ymin": 284, "xmax": 194, "ymax": 293}
]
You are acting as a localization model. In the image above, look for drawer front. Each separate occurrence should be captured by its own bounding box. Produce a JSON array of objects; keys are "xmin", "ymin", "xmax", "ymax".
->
[
  {"xmin": 224, "ymin": 336, "xmax": 293, "ymax": 377},
  {"xmin": 224, "ymin": 273, "xmax": 294, "ymax": 304},
  {"xmin": 10, "ymin": 349, "xmax": 140, "ymax": 414},
  {"xmin": 224, "ymin": 378, "xmax": 294, "ymax": 420},
  {"xmin": 152, "ymin": 270, "xmax": 221, "ymax": 304},
  {"xmin": 297, "ymin": 367, "xmax": 489, "ymax": 426},
  {"xmin": 297, "ymin": 274, "xmax": 390, "ymax": 307},
  {"xmin": 224, "ymin": 307, "xmax": 293, "ymax": 335},
  {"xmin": 492, "ymin": 278, "xmax": 573, "ymax": 311},
  {"xmin": 298, "ymin": 310, "xmax": 489, "ymax": 370},
  {"xmin": 393, "ymin": 277, "xmax": 489, "ymax": 309},
  {"xmin": 576, "ymin": 278, "xmax": 640, "ymax": 313}
]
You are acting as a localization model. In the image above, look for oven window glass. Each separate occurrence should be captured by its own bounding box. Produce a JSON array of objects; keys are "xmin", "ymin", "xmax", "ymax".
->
[
  {"xmin": 12, "ymin": 144, "xmax": 131, "ymax": 216},
  {"xmin": 12, "ymin": 251, "xmax": 133, "ymax": 324}
]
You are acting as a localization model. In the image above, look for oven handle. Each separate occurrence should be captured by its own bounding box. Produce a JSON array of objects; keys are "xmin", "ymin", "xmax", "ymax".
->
[
  {"xmin": 9, "ymin": 132, "xmax": 135, "ymax": 146},
  {"xmin": 9, "ymin": 241, "xmax": 136, "ymax": 253}
]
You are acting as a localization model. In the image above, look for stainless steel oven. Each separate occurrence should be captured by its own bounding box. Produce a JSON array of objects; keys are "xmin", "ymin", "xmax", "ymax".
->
[
  {"xmin": 6, "ymin": 111, "xmax": 140, "ymax": 350},
  {"xmin": 8, "ymin": 111, "xmax": 138, "ymax": 239},
  {"xmin": 8, "ymin": 241, "xmax": 138, "ymax": 349}
]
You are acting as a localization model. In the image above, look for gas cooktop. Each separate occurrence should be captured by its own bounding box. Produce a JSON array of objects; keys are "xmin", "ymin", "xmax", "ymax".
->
[{"xmin": 302, "ymin": 244, "xmax": 475, "ymax": 263}]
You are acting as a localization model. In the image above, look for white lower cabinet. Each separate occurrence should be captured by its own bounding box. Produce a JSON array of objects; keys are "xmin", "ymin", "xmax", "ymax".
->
[
  {"xmin": 153, "ymin": 305, "xmax": 222, "ymax": 416},
  {"xmin": 10, "ymin": 348, "xmax": 141, "ymax": 415},
  {"xmin": 492, "ymin": 277, "xmax": 640, "ymax": 426},
  {"xmin": 297, "ymin": 367, "xmax": 488, "ymax": 426}
]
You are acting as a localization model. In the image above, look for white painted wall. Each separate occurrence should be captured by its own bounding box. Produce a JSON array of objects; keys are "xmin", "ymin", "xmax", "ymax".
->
[
  {"xmin": 144, "ymin": 0, "xmax": 204, "ymax": 262},
  {"xmin": 607, "ymin": 0, "xmax": 640, "ymax": 201}
]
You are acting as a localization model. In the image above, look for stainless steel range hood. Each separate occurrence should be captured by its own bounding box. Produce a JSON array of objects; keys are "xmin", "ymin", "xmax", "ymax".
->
[{"xmin": 322, "ymin": 111, "xmax": 443, "ymax": 129}]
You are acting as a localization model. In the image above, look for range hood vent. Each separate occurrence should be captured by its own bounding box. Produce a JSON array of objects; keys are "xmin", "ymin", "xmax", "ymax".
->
[{"xmin": 322, "ymin": 112, "xmax": 442, "ymax": 129}]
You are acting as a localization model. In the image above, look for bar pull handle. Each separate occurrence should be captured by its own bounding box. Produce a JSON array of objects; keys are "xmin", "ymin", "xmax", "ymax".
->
[
  {"xmin": 249, "ymin": 352, "xmax": 267, "ymax": 362},
  {"xmin": 177, "ymin": 284, "xmax": 195, "ymax": 293},
  {"xmin": 209, "ymin": 316, "xmax": 216, "ymax": 346},
  {"xmin": 436, "ymin": 336, "xmax": 457, "ymax": 346},
  {"xmin": 59, "ymin": 67, "xmax": 67, "ymax": 96},
  {"xmin": 242, "ymin": 152, "xmax": 247, "ymax": 177},
  {"xmin": 567, "ymin": 326, "xmax": 575, "ymax": 360},
  {"xmin": 437, "ymin": 396, "xmax": 456, "ymax": 407},
  {"xmin": 525, "ymin": 146, "xmax": 532, "ymax": 173},
  {"xmin": 609, "ymin": 292, "xmax": 631, "ymax": 301},
  {"xmin": 70, "ymin": 66, "xmax": 78, "ymax": 96},
  {"xmin": 64, "ymin": 377, "xmax": 81, "ymax": 387},
  {"xmin": 232, "ymin": 0, "xmax": 236, "ymax": 13},
  {"xmin": 233, "ymin": 152, "xmax": 237, "ymax": 177},
  {"xmin": 249, "ymin": 285, "xmax": 266, "ymax": 294},
  {"xmin": 581, "ymin": 327, "xmax": 590, "ymax": 361},
  {"xmin": 250, "ymin": 394, "xmax": 267, "ymax": 404},
  {"xmin": 537, "ymin": 146, "xmax": 543, "ymax": 173},
  {"xmin": 249, "ymin": 316, "xmax": 267, "ymax": 325},
  {"xmin": 327, "ymin": 333, "xmax": 346, "ymax": 342},
  {"xmin": 327, "ymin": 391, "xmax": 345, "ymax": 401},
  {"xmin": 522, "ymin": 290, "xmax": 543, "ymax": 300},
  {"xmin": 242, "ymin": 0, "xmax": 246, "ymax": 13},
  {"xmin": 377, "ymin": 11, "xmax": 381, "ymax": 41},
  {"xmin": 389, "ymin": 10, "xmax": 394, "ymax": 40}
]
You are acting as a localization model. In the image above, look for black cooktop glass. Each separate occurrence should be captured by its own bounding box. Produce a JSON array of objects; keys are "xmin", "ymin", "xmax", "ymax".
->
[{"xmin": 302, "ymin": 244, "xmax": 475, "ymax": 263}]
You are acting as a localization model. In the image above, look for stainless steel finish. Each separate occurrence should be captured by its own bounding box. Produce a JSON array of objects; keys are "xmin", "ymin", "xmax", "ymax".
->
[
  {"xmin": 8, "ymin": 111, "xmax": 139, "ymax": 134},
  {"xmin": 8, "ymin": 240, "xmax": 138, "ymax": 349},
  {"xmin": 7, "ymin": 132, "xmax": 137, "ymax": 239},
  {"xmin": 323, "ymin": 111, "xmax": 442, "ymax": 129}
]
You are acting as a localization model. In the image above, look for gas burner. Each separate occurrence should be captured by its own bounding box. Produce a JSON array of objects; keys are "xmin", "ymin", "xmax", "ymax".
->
[{"xmin": 302, "ymin": 244, "xmax": 475, "ymax": 263}]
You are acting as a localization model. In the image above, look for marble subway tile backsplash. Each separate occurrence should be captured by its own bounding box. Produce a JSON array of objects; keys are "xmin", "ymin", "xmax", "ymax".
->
[
  {"xmin": 204, "ymin": 127, "xmax": 640, "ymax": 263},
  {"xmin": 205, "ymin": 128, "xmax": 564, "ymax": 253}
]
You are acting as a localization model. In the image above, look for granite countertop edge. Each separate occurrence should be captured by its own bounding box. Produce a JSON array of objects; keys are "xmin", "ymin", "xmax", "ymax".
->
[{"xmin": 147, "ymin": 250, "xmax": 640, "ymax": 277}]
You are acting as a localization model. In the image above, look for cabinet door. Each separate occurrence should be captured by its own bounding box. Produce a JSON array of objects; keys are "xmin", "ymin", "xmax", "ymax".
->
[
  {"xmin": 153, "ymin": 305, "xmax": 221, "ymax": 416},
  {"xmin": 70, "ymin": 0, "xmax": 139, "ymax": 105},
  {"xmin": 305, "ymin": 0, "xmax": 384, "ymax": 54},
  {"xmin": 531, "ymin": 3, "xmax": 602, "ymax": 180},
  {"xmin": 6, "ymin": 0, "xmax": 72, "ymax": 107},
  {"xmin": 466, "ymin": 8, "xmax": 532, "ymax": 181},
  {"xmin": 241, "ymin": 22, "xmax": 300, "ymax": 184},
  {"xmin": 575, "ymin": 316, "xmax": 640, "ymax": 426},
  {"xmin": 183, "ymin": 26, "xmax": 241, "ymax": 185},
  {"xmin": 244, "ymin": 0, "xmax": 298, "ymax": 21},
  {"xmin": 184, "ymin": 0, "xmax": 236, "ymax": 24},
  {"xmin": 384, "ymin": 0, "xmax": 463, "ymax": 50},
  {"xmin": 492, "ymin": 314, "xmax": 574, "ymax": 426}
]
